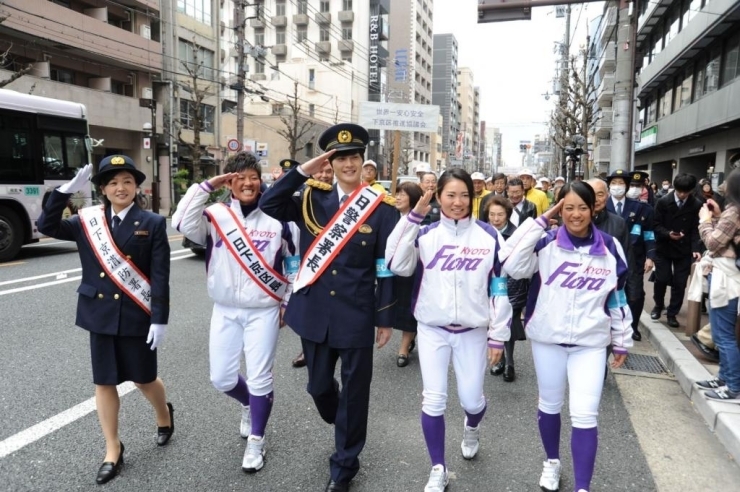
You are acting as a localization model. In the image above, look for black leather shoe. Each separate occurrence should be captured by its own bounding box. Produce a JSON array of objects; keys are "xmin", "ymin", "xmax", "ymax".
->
[
  {"xmin": 396, "ymin": 354, "xmax": 409, "ymax": 367},
  {"xmin": 691, "ymin": 334, "xmax": 720, "ymax": 363},
  {"xmin": 325, "ymin": 479, "xmax": 350, "ymax": 491},
  {"xmin": 666, "ymin": 316, "xmax": 680, "ymax": 328},
  {"xmin": 157, "ymin": 402, "xmax": 174, "ymax": 446},
  {"xmin": 96, "ymin": 442, "xmax": 124, "ymax": 485},
  {"xmin": 632, "ymin": 327, "xmax": 642, "ymax": 341},
  {"xmin": 292, "ymin": 352, "xmax": 307, "ymax": 368},
  {"xmin": 408, "ymin": 339, "xmax": 416, "ymax": 353},
  {"xmin": 650, "ymin": 307, "xmax": 662, "ymax": 320},
  {"xmin": 490, "ymin": 360, "xmax": 505, "ymax": 376},
  {"xmin": 503, "ymin": 365, "xmax": 516, "ymax": 382}
]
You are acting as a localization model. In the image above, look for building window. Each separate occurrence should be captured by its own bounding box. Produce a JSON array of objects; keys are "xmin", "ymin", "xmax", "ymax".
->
[
  {"xmin": 341, "ymin": 54, "xmax": 352, "ymax": 62},
  {"xmin": 679, "ymin": 67, "xmax": 693, "ymax": 108},
  {"xmin": 320, "ymin": 0, "xmax": 330, "ymax": 12},
  {"xmin": 178, "ymin": 39, "xmax": 215, "ymax": 81},
  {"xmin": 297, "ymin": 26, "xmax": 307, "ymax": 42},
  {"xmin": 276, "ymin": 28, "xmax": 286, "ymax": 45},
  {"xmin": 342, "ymin": 0, "xmax": 352, "ymax": 10},
  {"xmin": 176, "ymin": 0, "xmax": 212, "ymax": 25},
  {"xmin": 255, "ymin": 61, "xmax": 265, "ymax": 74},
  {"xmin": 255, "ymin": 29, "xmax": 265, "ymax": 46},
  {"xmin": 722, "ymin": 33, "xmax": 740, "ymax": 86},
  {"xmin": 665, "ymin": 7, "xmax": 680, "ymax": 47},
  {"xmin": 320, "ymin": 27, "xmax": 330, "ymax": 42},
  {"xmin": 276, "ymin": 0, "xmax": 286, "ymax": 16},
  {"xmin": 305, "ymin": 142, "xmax": 314, "ymax": 157},
  {"xmin": 50, "ymin": 67, "xmax": 74, "ymax": 84},
  {"xmin": 297, "ymin": 0, "xmax": 307, "ymax": 15},
  {"xmin": 660, "ymin": 86, "xmax": 672, "ymax": 118},
  {"xmin": 673, "ymin": 78, "xmax": 682, "ymax": 111},
  {"xmin": 309, "ymin": 103, "xmax": 315, "ymax": 117},
  {"xmin": 179, "ymin": 100, "xmax": 215, "ymax": 133},
  {"xmin": 703, "ymin": 47, "xmax": 721, "ymax": 95},
  {"xmin": 342, "ymin": 26, "xmax": 352, "ymax": 40},
  {"xmin": 647, "ymin": 97, "xmax": 657, "ymax": 124}
]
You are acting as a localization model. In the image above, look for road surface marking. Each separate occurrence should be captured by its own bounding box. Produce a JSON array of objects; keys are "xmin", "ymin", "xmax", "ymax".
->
[
  {"xmin": 0, "ymin": 383, "xmax": 136, "ymax": 459},
  {"xmin": 0, "ymin": 262, "xmax": 25, "ymax": 268}
]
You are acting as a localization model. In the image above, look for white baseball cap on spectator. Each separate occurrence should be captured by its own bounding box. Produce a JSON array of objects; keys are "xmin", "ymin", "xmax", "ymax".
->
[
  {"xmin": 554, "ymin": 176, "xmax": 566, "ymax": 183},
  {"xmin": 470, "ymin": 172, "xmax": 486, "ymax": 181},
  {"xmin": 519, "ymin": 169, "xmax": 536, "ymax": 178},
  {"xmin": 363, "ymin": 160, "xmax": 377, "ymax": 169},
  {"xmin": 540, "ymin": 177, "xmax": 551, "ymax": 184}
]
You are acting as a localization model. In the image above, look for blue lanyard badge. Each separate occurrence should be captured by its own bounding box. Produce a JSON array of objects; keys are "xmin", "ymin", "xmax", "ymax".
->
[
  {"xmin": 490, "ymin": 277, "xmax": 508, "ymax": 297},
  {"xmin": 376, "ymin": 258, "xmax": 394, "ymax": 278},
  {"xmin": 607, "ymin": 289, "xmax": 627, "ymax": 308},
  {"xmin": 285, "ymin": 255, "xmax": 300, "ymax": 274},
  {"xmin": 630, "ymin": 223, "xmax": 642, "ymax": 236},
  {"xmin": 643, "ymin": 230, "xmax": 655, "ymax": 241}
]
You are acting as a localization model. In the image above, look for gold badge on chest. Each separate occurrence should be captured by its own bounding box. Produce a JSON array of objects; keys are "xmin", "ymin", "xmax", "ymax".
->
[{"xmin": 359, "ymin": 224, "xmax": 373, "ymax": 234}]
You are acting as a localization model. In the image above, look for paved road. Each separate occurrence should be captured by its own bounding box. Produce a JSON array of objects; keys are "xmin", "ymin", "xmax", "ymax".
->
[{"xmin": 0, "ymin": 228, "xmax": 715, "ymax": 491}]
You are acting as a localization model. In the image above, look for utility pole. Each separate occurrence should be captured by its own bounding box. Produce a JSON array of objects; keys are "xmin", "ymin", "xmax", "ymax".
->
[
  {"xmin": 581, "ymin": 35, "xmax": 590, "ymax": 179},
  {"xmin": 611, "ymin": 0, "xmax": 634, "ymax": 172},
  {"xmin": 235, "ymin": 1, "xmax": 247, "ymax": 146},
  {"xmin": 558, "ymin": 6, "xmax": 571, "ymax": 179}
]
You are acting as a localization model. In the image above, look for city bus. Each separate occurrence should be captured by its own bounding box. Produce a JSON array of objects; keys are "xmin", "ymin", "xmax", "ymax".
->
[{"xmin": 0, "ymin": 89, "xmax": 92, "ymax": 262}]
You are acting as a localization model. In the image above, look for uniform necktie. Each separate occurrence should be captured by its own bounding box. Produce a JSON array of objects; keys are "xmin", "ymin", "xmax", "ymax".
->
[
  {"xmin": 112, "ymin": 216, "xmax": 121, "ymax": 241},
  {"xmin": 340, "ymin": 195, "xmax": 348, "ymax": 206},
  {"xmin": 616, "ymin": 202, "xmax": 622, "ymax": 216},
  {"xmin": 678, "ymin": 199, "xmax": 684, "ymax": 209}
]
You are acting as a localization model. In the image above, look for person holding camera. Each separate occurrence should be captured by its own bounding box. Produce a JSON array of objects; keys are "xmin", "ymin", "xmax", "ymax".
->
[{"xmin": 695, "ymin": 169, "xmax": 740, "ymax": 403}]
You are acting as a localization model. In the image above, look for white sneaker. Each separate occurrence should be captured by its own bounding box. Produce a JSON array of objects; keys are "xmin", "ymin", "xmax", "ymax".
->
[
  {"xmin": 424, "ymin": 465, "xmax": 449, "ymax": 492},
  {"xmin": 241, "ymin": 435, "xmax": 265, "ymax": 472},
  {"xmin": 461, "ymin": 418, "xmax": 481, "ymax": 459},
  {"xmin": 539, "ymin": 459, "xmax": 561, "ymax": 492},
  {"xmin": 239, "ymin": 405, "xmax": 251, "ymax": 438}
]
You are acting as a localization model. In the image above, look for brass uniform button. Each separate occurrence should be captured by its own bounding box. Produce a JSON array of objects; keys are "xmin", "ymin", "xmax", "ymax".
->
[
  {"xmin": 332, "ymin": 270, "xmax": 337, "ymax": 275},
  {"xmin": 330, "ymin": 291, "xmax": 336, "ymax": 296},
  {"xmin": 361, "ymin": 241, "xmax": 367, "ymax": 246},
  {"xmin": 114, "ymin": 294, "xmax": 120, "ymax": 300},
  {"xmin": 126, "ymin": 255, "xmax": 132, "ymax": 259},
  {"xmin": 99, "ymin": 272, "xmax": 105, "ymax": 278},
  {"xmin": 97, "ymin": 294, "xmax": 104, "ymax": 299}
]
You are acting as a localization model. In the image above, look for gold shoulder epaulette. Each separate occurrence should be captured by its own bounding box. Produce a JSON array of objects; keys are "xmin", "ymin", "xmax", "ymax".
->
[
  {"xmin": 382, "ymin": 195, "xmax": 397, "ymax": 206},
  {"xmin": 306, "ymin": 178, "xmax": 332, "ymax": 191}
]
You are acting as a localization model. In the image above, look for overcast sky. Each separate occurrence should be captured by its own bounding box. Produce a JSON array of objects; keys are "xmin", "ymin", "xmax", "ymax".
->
[{"xmin": 433, "ymin": 0, "xmax": 601, "ymax": 170}]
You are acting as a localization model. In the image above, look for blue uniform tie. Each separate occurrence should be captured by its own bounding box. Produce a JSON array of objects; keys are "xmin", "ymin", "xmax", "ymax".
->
[{"xmin": 617, "ymin": 202, "xmax": 622, "ymax": 216}]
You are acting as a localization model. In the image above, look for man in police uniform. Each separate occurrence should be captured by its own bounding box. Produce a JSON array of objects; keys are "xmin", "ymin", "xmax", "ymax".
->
[
  {"xmin": 605, "ymin": 170, "xmax": 656, "ymax": 341},
  {"xmin": 259, "ymin": 123, "xmax": 398, "ymax": 492}
]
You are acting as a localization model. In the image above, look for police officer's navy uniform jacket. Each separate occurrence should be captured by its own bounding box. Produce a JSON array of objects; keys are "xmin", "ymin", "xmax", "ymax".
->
[
  {"xmin": 606, "ymin": 197, "xmax": 656, "ymax": 264},
  {"xmin": 38, "ymin": 190, "xmax": 170, "ymax": 336},
  {"xmin": 258, "ymin": 169, "xmax": 399, "ymax": 348}
]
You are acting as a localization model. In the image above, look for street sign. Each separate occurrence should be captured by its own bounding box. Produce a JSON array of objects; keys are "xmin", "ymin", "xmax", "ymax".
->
[
  {"xmin": 143, "ymin": 137, "xmax": 151, "ymax": 149},
  {"xmin": 359, "ymin": 102, "xmax": 440, "ymax": 133},
  {"xmin": 227, "ymin": 139, "xmax": 241, "ymax": 152}
]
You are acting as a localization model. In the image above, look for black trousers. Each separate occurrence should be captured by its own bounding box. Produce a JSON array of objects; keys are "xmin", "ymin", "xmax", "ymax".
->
[
  {"xmin": 301, "ymin": 338, "xmax": 374, "ymax": 484},
  {"xmin": 626, "ymin": 259, "xmax": 646, "ymax": 329},
  {"xmin": 653, "ymin": 254, "xmax": 693, "ymax": 317}
]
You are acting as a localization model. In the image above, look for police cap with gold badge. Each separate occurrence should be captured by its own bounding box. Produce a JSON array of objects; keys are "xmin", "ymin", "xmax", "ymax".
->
[
  {"xmin": 279, "ymin": 158, "xmax": 300, "ymax": 171},
  {"xmin": 629, "ymin": 171, "xmax": 649, "ymax": 185},
  {"xmin": 318, "ymin": 123, "xmax": 369, "ymax": 153},
  {"xmin": 91, "ymin": 155, "xmax": 146, "ymax": 186},
  {"xmin": 605, "ymin": 169, "xmax": 629, "ymax": 185}
]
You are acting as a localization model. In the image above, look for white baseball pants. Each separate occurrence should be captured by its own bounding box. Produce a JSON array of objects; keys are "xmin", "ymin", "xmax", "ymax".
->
[{"xmin": 209, "ymin": 303, "xmax": 280, "ymax": 397}]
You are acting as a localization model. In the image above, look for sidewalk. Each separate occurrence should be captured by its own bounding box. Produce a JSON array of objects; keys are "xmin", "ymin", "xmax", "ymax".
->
[{"xmin": 640, "ymin": 276, "xmax": 740, "ymax": 463}]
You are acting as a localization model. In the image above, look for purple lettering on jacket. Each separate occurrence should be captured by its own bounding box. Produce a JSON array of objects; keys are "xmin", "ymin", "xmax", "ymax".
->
[
  {"xmin": 426, "ymin": 245, "xmax": 483, "ymax": 271},
  {"xmin": 252, "ymin": 239, "xmax": 270, "ymax": 252},
  {"xmin": 544, "ymin": 261, "xmax": 605, "ymax": 290}
]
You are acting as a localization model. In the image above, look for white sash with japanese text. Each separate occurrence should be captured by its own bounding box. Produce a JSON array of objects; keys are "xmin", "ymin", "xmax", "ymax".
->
[
  {"xmin": 78, "ymin": 206, "xmax": 152, "ymax": 315},
  {"xmin": 205, "ymin": 203, "xmax": 288, "ymax": 302},
  {"xmin": 293, "ymin": 185, "xmax": 385, "ymax": 292}
]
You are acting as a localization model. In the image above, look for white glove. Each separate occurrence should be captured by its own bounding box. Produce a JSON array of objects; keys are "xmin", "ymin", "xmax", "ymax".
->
[
  {"xmin": 146, "ymin": 324, "xmax": 167, "ymax": 351},
  {"xmin": 58, "ymin": 163, "xmax": 93, "ymax": 194}
]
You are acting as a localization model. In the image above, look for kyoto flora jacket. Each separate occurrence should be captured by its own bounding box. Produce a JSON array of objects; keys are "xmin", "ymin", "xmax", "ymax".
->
[
  {"xmin": 385, "ymin": 211, "xmax": 512, "ymax": 349},
  {"xmin": 499, "ymin": 216, "xmax": 633, "ymax": 354}
]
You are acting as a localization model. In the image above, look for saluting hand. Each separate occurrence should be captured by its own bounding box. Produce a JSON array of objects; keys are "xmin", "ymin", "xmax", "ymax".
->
[
  {"xmin": 58, "ymin": 163, "xmax": 93, "ymax": 194},
  {"xmin": 542, "ymin": 199, "xmax": 564, "ymax": 223},
  {"xmin": 413, "ymin": 189, "xmax": 435, "ymax": 218},
  {"xmin": 300, "ymin": 150, "xmax": 336, "ymax": 176},
  {"xmin": 207, "ymin": 172, "xmax": 240, "ymax": 189}
]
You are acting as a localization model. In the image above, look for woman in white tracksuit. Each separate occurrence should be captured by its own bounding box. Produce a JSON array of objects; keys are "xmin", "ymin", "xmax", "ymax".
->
[
  {"xmin": 385, "ymin": 168, "xmax": 512, "ymax": 492},
  {"xmin": 500, "ymin": 181, "xmax": 632, "ymax": 492},
  {"xmin": 172, "ymin": 152, "xmax": 299, "ymax": 473}
]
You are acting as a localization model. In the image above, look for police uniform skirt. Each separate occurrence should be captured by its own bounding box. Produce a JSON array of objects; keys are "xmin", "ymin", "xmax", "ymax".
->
[
  {"xmin": 89, "ymin": 332, "xmax": 157, "ymax": 385},
  {"xmin": 393, "ymin": 274, "xmax": 418, "ymax": 333}
]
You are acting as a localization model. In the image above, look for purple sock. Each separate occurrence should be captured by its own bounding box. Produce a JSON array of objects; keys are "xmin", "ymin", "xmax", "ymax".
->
[
  {"xmin": 421, "ymin": 412, "xmax": 445, "ymax": 467},
  {"xmin": 249, "ymin": 392, "xmax": 274, "ymax": 438},
  {"xmin": 224, "ymin": 375, "xmax": 251, "ymax": 407},
  {"xmin": 572, "ymin": 426, "xmax": 598, "ymax": 491},
  {"xmin": 465, "ymin": 405, "xmax": 486, "ymax": 428},
  {"xmin": 538, "ymin": 410, "xmax": 561, "ymax": 460}
]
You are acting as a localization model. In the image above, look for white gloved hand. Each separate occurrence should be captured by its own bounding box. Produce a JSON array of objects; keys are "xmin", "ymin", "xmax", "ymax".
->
[
  {"xmin": 58, "ymin": 163, "xmax": 93, "ymax": 194},
  {"xmin": 146, "ymin": 324, "xmax": 167, "ymax": 351}
]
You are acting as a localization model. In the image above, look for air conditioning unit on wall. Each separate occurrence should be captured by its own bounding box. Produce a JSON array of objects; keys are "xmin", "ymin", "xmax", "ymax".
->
[
  {"xmin": 141, "ymin": 87, "xmax": 153, "ymax": 99},
  {"xmin": 140, "ymin": 25, "xmax": 151, "ymax": 40}
]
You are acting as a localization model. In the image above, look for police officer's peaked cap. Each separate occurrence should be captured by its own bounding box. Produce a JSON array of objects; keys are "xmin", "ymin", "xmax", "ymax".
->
[
  {"xmin": 318, "ymin": 123, "xmax": 369, "ymax": 153},
  {"xmin": 605, "ymin": 169, "xmax": 629, "ymax": 184},
  {"xmin": 629, "ymin": 171, "xmax": 649, "ymax": 184},
  {"xmin": 91, "ymin": 155, "xmax": 146, "ymax": 186},
  {"xmin": 279, "ymin": 158, "xmax": 300, "ymax": 171}
]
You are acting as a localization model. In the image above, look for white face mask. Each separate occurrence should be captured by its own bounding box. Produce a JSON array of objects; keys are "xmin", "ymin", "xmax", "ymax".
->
[
  {"xmin": 662, "ymin": 184, "xmax": 670, "ymax": 190},
  {"xmin": 626, "ymin": 187, "xmax": 642, "ymax": 199},
  {"xmin": 609, "ymin": 185, "xmax": 626, "ymax": 198}
]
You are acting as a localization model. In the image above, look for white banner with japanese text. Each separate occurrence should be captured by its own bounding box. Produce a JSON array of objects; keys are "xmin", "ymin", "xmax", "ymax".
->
[{"xmin": 358, "ymin": 102, "xmax": 440, "ymax": 133}]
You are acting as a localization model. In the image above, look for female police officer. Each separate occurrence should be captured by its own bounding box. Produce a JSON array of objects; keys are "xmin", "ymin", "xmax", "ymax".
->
[{"xmin": 37, "ymin": 156, "xmax": 173, "ymax": 485}]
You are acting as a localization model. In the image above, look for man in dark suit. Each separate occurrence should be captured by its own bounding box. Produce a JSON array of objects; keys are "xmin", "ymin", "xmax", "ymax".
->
[
  {"xmin": 605, "ymin": 170, "xmax": 656, "ymax": 341},
  {"xmin": 651, "ymin": 173, "xmax": 702, "ymax": 327},
  {"xmin": 259, "ymin": 124, "xmax": 399, "ymax": 492},
  {"xmin": 504, "ymin": 177, "xmax": 536, "ymax": 225}
]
